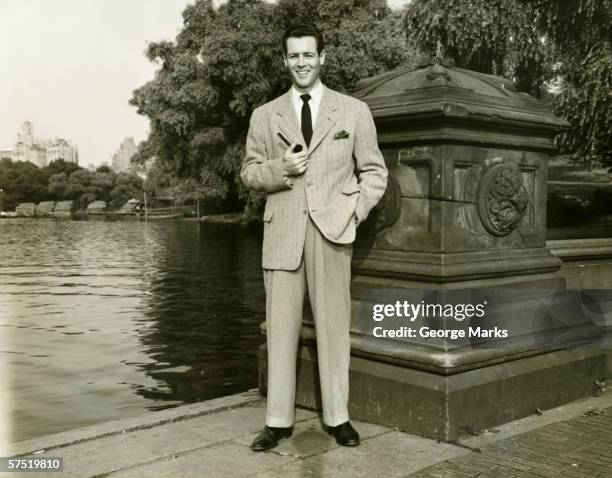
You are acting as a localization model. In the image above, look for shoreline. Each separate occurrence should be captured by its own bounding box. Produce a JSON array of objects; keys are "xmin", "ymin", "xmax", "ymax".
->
[{"xmin": 1, "ymin": 211, "xmax": 257, "ymax": 224}]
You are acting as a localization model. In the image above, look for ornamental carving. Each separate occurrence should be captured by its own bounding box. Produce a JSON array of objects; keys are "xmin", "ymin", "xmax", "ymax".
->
[{"xmin": 477, "ymin": 162, "xmax": 529, "ymax": 236}]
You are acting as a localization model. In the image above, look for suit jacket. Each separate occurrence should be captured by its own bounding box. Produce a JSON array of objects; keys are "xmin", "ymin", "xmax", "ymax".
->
[{"xmin": 241, "ymin": 85, "xmax": 388, "ymax": 270}]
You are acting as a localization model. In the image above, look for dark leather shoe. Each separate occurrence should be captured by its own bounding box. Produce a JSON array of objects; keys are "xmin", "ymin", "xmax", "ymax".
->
[
  {"xmin": 328, "ymin": 421, "xmax": 360, "ymax": 446},
  {"xmin": 250, "ymin": 426, "xmax": 292, "ymax": 451}
]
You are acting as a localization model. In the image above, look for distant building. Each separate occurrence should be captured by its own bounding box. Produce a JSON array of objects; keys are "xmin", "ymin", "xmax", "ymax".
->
[
  {"xmin": 8, "ymin": 121, "xmax": 78, "ymax": 168},
  {"xmin": 111, "ymin": 137, "xmax": 138, "ymax": 171},
  {"xmin": 46, "ymin": 138, "xmax": 79, "ymax": 164},
  {"xmin": 0, "ymin": 149, "xmax": 13, "ymax": 160},
  {"xmin": 13, "ymin": 121, "xmax": 47, "ymax": 167},
  {"xmin": 31, "ymin": 144, "xmax": 47, "ymax": 168}
]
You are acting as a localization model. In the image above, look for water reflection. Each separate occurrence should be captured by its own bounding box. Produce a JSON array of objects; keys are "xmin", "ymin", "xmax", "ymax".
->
[
  {"xmin": 138, "ymin": 222, "xmax": 265, "ymax": 404},
  {"xmin": 0, "ymin": 218, "xmax": 265, "ymax": 443}
]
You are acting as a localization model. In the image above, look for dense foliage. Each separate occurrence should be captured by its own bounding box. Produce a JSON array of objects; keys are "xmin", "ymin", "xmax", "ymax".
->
[
  {"xmin": 48, "ymin": 168, "xmax": 143, "ymax": 210},
  {"xmin": 131, "ymin": 0, "xmax": 611, "ymax": 214},
  {"xmin": 404, "ymin": 0, "xmax": 611, "ymax": 165},
  {"xmin": 130, "ymin": 0, "xmax": 410, "ymax": 213},
  {"xmin": 0, "ymin": 158, "xmax": 48, "ymax": 211},
  {"xmin": 534, "ymin": 0, "xmax": 611, "ymax": 165},
  {"xmin": 0, "ymin": 159, "xmax": 143, "ymax": 211}
]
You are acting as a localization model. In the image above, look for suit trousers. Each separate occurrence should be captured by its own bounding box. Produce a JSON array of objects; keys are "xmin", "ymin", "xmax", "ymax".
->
[{"xmin": 264, "ymin": 216, "xmax": 352, "ymax": 428}]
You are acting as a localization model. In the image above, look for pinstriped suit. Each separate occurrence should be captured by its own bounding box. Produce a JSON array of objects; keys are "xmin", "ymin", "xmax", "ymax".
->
[{"xmin": 241, "ymin": 85, "xmax": 387, "ymax": 427}]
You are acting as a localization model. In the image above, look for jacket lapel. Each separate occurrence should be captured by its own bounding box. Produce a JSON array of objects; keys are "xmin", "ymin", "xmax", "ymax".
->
[
  {"xmin": 273, "ymin": 90, "xmax": 304, "ymax": 147},
  {"xmin": 273, "ymin": 86, "xmax": 339, "ymax": 154},
  {"xmin": 307, "ymin": 86, "xmax": 339, "ymax": 156}
]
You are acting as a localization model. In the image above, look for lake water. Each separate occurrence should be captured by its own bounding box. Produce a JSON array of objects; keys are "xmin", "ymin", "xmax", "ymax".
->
[{"xmin": 0, "ymin": 218, "xmax": 266, "ymax": 443}]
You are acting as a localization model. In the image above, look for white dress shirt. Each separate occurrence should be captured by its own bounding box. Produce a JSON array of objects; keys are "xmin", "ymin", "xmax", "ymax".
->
[{"xmin": 290, "ymin": 80, "xmax": 323, "ymax": 132}]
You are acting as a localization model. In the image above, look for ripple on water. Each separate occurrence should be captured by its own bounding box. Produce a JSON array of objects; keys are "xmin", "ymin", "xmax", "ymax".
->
[{"xmin": 1, "ymin": 218, "xmax": 265, "ymax": 443}]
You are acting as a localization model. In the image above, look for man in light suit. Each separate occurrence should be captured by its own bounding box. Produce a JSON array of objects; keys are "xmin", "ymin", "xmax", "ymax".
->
[{"xmin": 241, "ymin": 23, "xmax": 387, "ymax": 451}]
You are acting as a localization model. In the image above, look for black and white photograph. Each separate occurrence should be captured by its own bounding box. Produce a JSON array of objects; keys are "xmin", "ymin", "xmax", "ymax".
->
[{"xmin": 1, "ymin": 0, "xmax": 611, "ymax": 476}]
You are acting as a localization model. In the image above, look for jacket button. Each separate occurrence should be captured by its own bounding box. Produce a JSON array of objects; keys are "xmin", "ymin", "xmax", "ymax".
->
[
  {"xmin": 303, "ymin": 210, "xmax": 307, "ymax": 215},
  {"xmin": 307, "ymin": 182, "xmax": 313, "ymax": 187}
]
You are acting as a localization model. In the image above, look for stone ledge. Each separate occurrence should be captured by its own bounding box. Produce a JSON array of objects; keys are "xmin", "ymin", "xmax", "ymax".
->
[
  {"xmin": 548, "ymin": 238, "xmax": 612, "ymax": 261},
  {"xmin": 2, "ymin": 389, "xmax": 262, "ymax": 457}
]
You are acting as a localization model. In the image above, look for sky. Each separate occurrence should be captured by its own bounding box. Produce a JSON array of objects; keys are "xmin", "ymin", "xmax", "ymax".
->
[
  {"xmin": 0, "ymin": 0, "xmax": 192, "ymax": 168},
  {"xmin": 1, "ymin": 0, "xmax": 408, "ymax": 168}
]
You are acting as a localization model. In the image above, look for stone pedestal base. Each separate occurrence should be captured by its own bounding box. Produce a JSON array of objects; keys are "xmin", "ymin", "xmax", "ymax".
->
[{"xmin": 258, "ymin": 344, "xmax": 607, "ymax": 441}]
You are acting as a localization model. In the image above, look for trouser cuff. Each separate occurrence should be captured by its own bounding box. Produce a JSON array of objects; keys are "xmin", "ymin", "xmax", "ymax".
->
[
  {"xmin": 324, "ymin": 411, "xmax": 350, "ymax": 427},
  {"xmin": 266, "ymin": 416, "xmax": 294, "ymax": 428}
]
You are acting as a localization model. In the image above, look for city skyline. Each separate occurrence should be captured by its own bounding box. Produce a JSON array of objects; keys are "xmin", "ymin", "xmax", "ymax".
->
[
  {"xmin": 2, "ymin": 120, "xmax": 79, "ymax": 168},
  {"xmin": 0, "ymin": 0, "xmax": 190, "ymax": 168}
]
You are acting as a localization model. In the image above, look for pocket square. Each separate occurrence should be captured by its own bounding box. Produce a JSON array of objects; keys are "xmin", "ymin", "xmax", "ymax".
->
[{"xmin": 333, "ymin": 130, "xmax": 350, "ymax": 140}]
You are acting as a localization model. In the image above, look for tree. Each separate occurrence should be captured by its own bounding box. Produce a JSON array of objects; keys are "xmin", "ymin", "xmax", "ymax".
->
[
  {"xmin": 96, "ymin": 165, "xmax": 113, "ymax": 174},
  {"xmin": 0, "ymin": 158, "xmax": 48, "ymax": 210},
  {"xmin": 168, "ymin": 177, "xmax": 203, "ymax": 203},
  {"xmin": 534, "ymin": 0, "xmax": 611, "ymax": 166},
  {"xmin": 109, "ymin": 172, "xmax": 144, "ymax": 208},
  {"xmin": 130, "ymin": 0, "xmax": 409, "ymax": 214},
  {"xmin": 92, "ymin": 170, "xmax": 117, "ymax": 203},
  {"xmin": 61, "ymin": 169, "xmax": 98, "ymax": 210},
  {"xmin": 404, "ymin": 0, "xmax": 611, "ymax": 165},
  {"xmin": 403, "ymin": 0, "xmax": 553, "ymax": 96},
  {"xmin": 142, "ymin": 161, "xmax": 174, "ymax": 194},
  {"xmin": 0, "ymin": 157, "xmax": 144, "ymax": 211},
  {"xmin": 43, "ymin": 158, "xmax": 81, "ymax": 179},
  {"xmin": 48, "ymin": 172, "xmax": 68, "ymax": 200},
  {"xmin": 130, "ymin": 0, "xmax": 281, "ymax": 214}
]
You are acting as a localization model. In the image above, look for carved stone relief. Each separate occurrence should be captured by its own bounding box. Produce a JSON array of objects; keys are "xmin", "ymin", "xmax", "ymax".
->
[{"xmin": 477, "ymin": 161, "xmax": 529, "ymax": 236}]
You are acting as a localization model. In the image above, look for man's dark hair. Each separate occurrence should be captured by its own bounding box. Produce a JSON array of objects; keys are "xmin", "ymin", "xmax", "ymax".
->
[{"xmin": 282, "ymin": 23, "xmax": 325, "ymax": 55}]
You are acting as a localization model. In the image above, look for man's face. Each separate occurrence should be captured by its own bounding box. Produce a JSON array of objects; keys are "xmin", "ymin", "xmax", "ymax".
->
[{"xmin": 284, "ymin": 36, "xmax": 325, "ymax": 93}]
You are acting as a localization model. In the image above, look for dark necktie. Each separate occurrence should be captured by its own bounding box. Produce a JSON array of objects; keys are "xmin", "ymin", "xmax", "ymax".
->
[{"xmin": 300, "ymin": 94, "xmax": 312, "ymax": 147}]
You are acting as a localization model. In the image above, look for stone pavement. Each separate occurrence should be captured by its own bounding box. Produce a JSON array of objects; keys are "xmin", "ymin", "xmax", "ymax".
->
[
  {"xmin": 411, "ymin": 408, "xmax": 612, "ymax": 477},
  {"xmin": 2, "ymin": 387, "xmax": 611, "ymax": 477}
]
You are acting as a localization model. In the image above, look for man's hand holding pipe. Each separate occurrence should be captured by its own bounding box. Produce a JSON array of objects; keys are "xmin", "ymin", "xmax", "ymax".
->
[{"xmin": 282, "ymin": 143, "xmax": 309, "ymax": 176}]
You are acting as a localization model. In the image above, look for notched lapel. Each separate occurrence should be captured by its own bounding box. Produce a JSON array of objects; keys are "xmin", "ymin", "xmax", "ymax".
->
[
  {"xmin": 274, "ymin": 90, "xmax": 304, "ymax": 148},
  {"xmin": 308, "ymin": 88, "xmax": 339, "ymax": 156}
]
